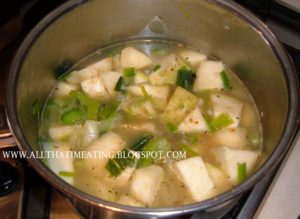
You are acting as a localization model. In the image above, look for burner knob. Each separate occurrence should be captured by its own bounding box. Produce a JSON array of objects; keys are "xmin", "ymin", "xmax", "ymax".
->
[{"xmin": 0, "ymin": 161, "xmax": 18, "ymax": 196}]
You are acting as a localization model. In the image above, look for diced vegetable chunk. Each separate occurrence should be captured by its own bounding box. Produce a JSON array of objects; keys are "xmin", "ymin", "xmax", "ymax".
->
[
  {"xmin": 81, "ymin": 76, "xmax": 109, "ymax": 99},
  {"xmin": 138, "ymin": 137, "xmax": 171, "ymax": 168},
  {"xmin": 104, "ymin": 167, "xmax": 136, "ymax": 189},
  {"xmin": 213, "ymin": 146, "xmax": 258, "ymax": 184},
  {"xmin": 123, "ymin": 99, "xmax": 157, "ymax": 119},
  {"xmin": 177, "ymin": 107, "xmax": 209, "ymax": 133},
  {"xmin": 49, "ymin": 126, "xmax": 75, "ymax": 141},
  {"xmin": 69, "ymin": 90, "xmax": 100, "ymax": 120},
  {"xmin": 82, "ymin": 120, "xmax": 99, "ymax": 147},
  {"xmin": 213, "ymin": 127, "xmax": 247, "ymax": 149},
  {"xmin": 129, "ymin": 165, "xmax": 163, "ymax": 205},
  {"xmin": 178, "ymin": 50, "xmax": 207, "ymax": 68},
  {"xmin": 211, "ymin": 94, "xmax": 243, "ymax": 128},
  {"xmin": 206, "ymin": 163, "xmax": 232, "ymax": 194},
  {"xmin": 130, "ymin": 135, "xmax": 154, "ymax": 151},
  {"xmin": 134, "ymin": 72, "xmax": 149, "ymax": 84},
  {"xmin": 161, "ymin": 87, "xmax": 198, "ymax": 125},
  {"xmin": 66, "ymin": 57, "xmax": 112, "ymax": 84},
  {"xmin": 127, "ymin": 85, "xmax": 143, "ymax": 96},
  {"xmin": 84, "ymin": 132, "xmax": 126, "ymax": 173},
  {"xmin": 112, "ymin": 54, "xmax": 121, "ymax": 69},
  {"xmin": 61, "ymin": 109, "xmax": 85, "ymax": 125},
  {"xmin": 220, "ymin": 70, "xmax": 231, "ymax": 90},
  {"xmin": 237, "ymin": 162, "xmax": 247, "ymax": 183},
  {"xmin": 99, "ymin": 71, "xmax": 121, "ymax": 96},
  {"xmin": 209, "ymin": 113, "xmax": 233, "ymax": 131},
  {"xmin": 121, "ymin": 47, "xmax": 152, "ymax": 69},
  {"xmin": 149, "ymin": 54, "xmax": 187, "ymax": 85},
  {"xmin": 127, "ymin": 84, "xmax": 170, "ymax": 110},
  {"xmin": 193, "ymin": 60, "xmax": 224, "ymax": 91},
  {"xmin": 54, "ymin": 82, "xmax": 78, "ymax": 97},
  {"xmin": 144, "ymin": 85, "xmax": 170, "ymax": 110},
  {"xmin": 106, "ymin": 149, "xmax": 136, "ymax": 177},
  {"xmin": 44, "ymin": 142, "xmax": 74, "ymax": 184},
  {"xmin": 118, "ymin": 123, "xmax": 157, "ymax": 133},
  {"xmin": 174, "ymin": 156, "xmax": 215, "ymax": 201},
  {"xmin": 118, "ymin": 195, "xmax": 144, "ymax": 207},
  {"xmin": 176, "ymin": 67, "xmax": 196, "ymax": 89}
]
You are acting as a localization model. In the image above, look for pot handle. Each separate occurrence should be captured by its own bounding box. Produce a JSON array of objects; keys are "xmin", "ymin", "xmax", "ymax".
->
[{"xmin": 0, "ymin": 105, "xmax": 15, "ymax": 148}]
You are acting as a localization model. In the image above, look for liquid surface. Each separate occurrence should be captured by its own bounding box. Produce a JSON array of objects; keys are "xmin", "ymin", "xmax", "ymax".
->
[{"xmin": 40, "ymin": 40, "xmax": 262, "ymax": 207}]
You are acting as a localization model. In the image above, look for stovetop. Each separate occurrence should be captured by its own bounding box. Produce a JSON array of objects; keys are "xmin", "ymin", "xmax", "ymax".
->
[{"xmin": 0, "ymin": 0, "xmax": 300, "ymax": 219}]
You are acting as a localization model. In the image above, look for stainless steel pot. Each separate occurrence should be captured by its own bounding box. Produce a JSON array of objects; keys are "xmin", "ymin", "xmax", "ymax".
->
[{"xmin": 4, "ymin": 0, "xmax": 299, "ymax": 218}]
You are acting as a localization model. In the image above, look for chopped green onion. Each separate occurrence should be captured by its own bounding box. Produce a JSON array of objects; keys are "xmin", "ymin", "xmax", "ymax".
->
[
  {"xmin": 115, "ymin": 77, "xmax": 126, "ymax": 94},
  {"xmin": 58, "ymin": 171, "xmax": 75, "ymax": 177},
  {"xmin": 61, "ymin": 108, "xmax": 85, "ymax": 125},
  {"xmin": 209, "ymin": 113, "xmax": 233, "ymax": 131},
  {"xmin": 151, "ymin": 48, "xmax": 167, "ymax": 56},
  {"xmin": 176, "ymin": 67, "xmax": 196, "ymax": 89},
  {"xmin": 184, "ymin": 134, "xmax": 199, "ymax": 144},
  {"xmin": 115, "ymin": 149, "xmax": 136, "ymax": 168},
  {"xmin": 69, "ymin": 90, "xmax": 100, "ymax": 120},
  {"xmin": 130, "ymin": 135, "xmax": 153, "ymax": 151},
  {"xmin": 137, "ymin": 137, "xmax": 171, "ymax": 168},
  {"xmin": 237, "ymin": 162, "xmax": 247, "ymax": 183},
  {"xmin": 220, "ymin": 70, "xmax": 231, "ymax": 90},
  {"xmin": 181, "ymin": 144, "xmax": 198, "ymax": 157},
  {"xmin": 166, "ymin": 123, "xmax": 177, "ymax": 132},
  {"xmin": 137, "ymin": 155, "xmax": 154, "ymax": 168},
  {"xmin": 98, "ymin": 102, "xmax": 119, "ymax": 120},
  {"xmin": 106, "ymin": 149, "xmax": 136, "ymax": 177},
  {"xmin": 140, "ymin": 86, "xmax": 149, "ymax": 98},
  {"xmin": 123, "ymin": 67, "xmax": 135, "ymax": 77},
  {"xmin": 106, "ymin": 159, "xmax": 122, "ymax": 177},
  {"xmin": 153, "ymin": 64, "xmax": 161, "ymax": 71}
]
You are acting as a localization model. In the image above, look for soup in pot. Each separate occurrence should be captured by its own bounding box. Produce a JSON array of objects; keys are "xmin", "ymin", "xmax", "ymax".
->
[{"xmin": 40, "ymin": 41, "xmax": 262, "ymax": 207}]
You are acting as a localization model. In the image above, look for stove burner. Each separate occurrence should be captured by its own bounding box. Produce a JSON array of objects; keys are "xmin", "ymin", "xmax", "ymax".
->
[{"xmin": 0, "ymin": 161, "xmax": 18, "ymax": 196}]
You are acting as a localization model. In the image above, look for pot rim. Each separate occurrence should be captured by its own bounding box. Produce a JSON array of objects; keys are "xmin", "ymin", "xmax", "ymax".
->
[{"xmin": 5, "ymin": 0, "xmax": 300, "ymax": 216}]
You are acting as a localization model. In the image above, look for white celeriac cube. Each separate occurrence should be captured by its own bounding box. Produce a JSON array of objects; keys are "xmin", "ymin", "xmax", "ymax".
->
[
  {"xmin": 54, "ymin": 82, "xmax": 78, "ymax": 96},
  {"xmin": 206, "ymin": 163, "xmax": 232, "ymax": 194},
  {"xmin": 177, "ymin": 107, "xmax": 209, "ymax": 133},
  {"xmin": 121, "ymin": 47, "xmax": 152, "ymax": 69},
  {"xmin": 213, "ymin": 146, "xmax": 259, "ymax": 184},
  {"xmin": 44, "ymin": 142, "xmax": 74, "ymax": 184},
  {"xmin": 81, "ymin": 76, "xmax": 109, "ymax": 99},
  {"xmin": 49, "ymin": 126, "xmax": 75, "ymax": 141},
  {"xmin": 213, "ymin": 127, "xmax": 247, "ymax": 149},
  {"xmin": 193, "ymin": 60, "xmax": 224, "ymax": 91},
  {"xmin": 134, "ymin": 72, "xmax": 149, "ymax": 84},
  {"xmin": 118, "ymin": 195, "xmax": 144, "ymax": 207},
  {"xmin": 84, "ymin": 132, "xmax": 126, "ymax": 173},
  {"xmin": 174, "ymin": 156, "xmax": 215, "ymax": 201},
  {"xmin": 149, "ymin": 54, "xmax": 183, "ymax": 85},
  {"xmin": 119, "ymin": 122, "xmax": 157, "ymax": 133},
  {"xmin": 113, "ymin": 54, "xmax": 121, "ymax": 69},
  {"xmin": 66, "ymin": 57, "xmax": 112, "ymax": 84},
  {"xmin": 99, "ymin": 71, "xmax": 121, "ymax": 96},
  {"xmin": 104, "ymin": 167, "xmax": 135, "ymax": 190},
  {"xmin": 129, "ymin": 165, "xmax": 163, "ymax": 205},
  {"xmin": 127, "ymin": 85, "xmax": 143, "ymax": 96},
  {"xmin": 178, "ymin": 49, "xmax": 207, "ymax": 68},
  {"xmin": 211, "ymin": 94, "xmax": 243, "ymax": 128},
  {"xmin": 82, "ymin": 120, "xmax": 99, "ymax": 147}
]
